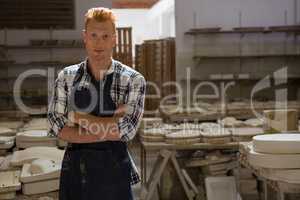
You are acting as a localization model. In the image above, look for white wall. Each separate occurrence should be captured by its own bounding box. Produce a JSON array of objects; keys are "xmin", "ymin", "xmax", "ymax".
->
[
  {"xmin": 148, "ymin": 0, "xmax": 175, "ymax": 39},
  {"xmin": 113, "ymin": 9, "xmax": 152, "ymax": 45},
  {"xmin": 113, "ymin": 0, "xmax": 175, "ymax": 46}
]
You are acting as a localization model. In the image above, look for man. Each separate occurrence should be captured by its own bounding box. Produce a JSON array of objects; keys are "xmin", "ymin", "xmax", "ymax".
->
[{"xmin": 47, "ymin": 7, "xmax": 146, "ymax": 200}]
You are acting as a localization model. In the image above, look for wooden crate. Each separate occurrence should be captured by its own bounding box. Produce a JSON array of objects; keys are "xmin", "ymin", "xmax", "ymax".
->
[
  {"xmin": 113, "ymin": 27, "xmax": 133, "ymax": 67},
  {"xmin": 135, "ymin": 38, "xmax": 176, "ymax": 115},
  {"xmin": 112, "ymin": 0, "xmax": 159, "ymax": 8}
]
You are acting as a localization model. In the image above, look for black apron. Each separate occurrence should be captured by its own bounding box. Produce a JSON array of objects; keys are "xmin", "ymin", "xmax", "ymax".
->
[{"xmin": 59, "ymin": 72, "xmax": 133, "ymax": 200}]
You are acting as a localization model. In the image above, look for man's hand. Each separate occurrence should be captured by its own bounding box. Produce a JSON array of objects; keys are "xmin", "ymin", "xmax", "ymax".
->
[
  {"xmin": 67, "ymin": 111, "xmax": 77, "ymax": 127},
  {"xmin": 68, "ymin": 111, "xmax": 86, "ymax": 125},
  {"xmin": 114, "ymin": 104, "xmax": 127, "ymax": 118},
  {"xmin": 62, "ymin": 105, "xmax": 127, "ymax": 143}
]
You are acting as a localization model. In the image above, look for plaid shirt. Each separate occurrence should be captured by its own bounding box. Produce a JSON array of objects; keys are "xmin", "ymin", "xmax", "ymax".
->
[{"xmin": 47, "ymin": 59, "xmax": 146, "ymax": 185}]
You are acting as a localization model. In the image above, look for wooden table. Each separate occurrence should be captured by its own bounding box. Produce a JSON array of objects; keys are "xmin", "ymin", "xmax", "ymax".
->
[
  {"xmin": 140, "ymin": 141, "xmax": 240, "ymax": 184},
  {"xmin": 139, "ymin": 140, "xmax": 240, "ymax": 200}
]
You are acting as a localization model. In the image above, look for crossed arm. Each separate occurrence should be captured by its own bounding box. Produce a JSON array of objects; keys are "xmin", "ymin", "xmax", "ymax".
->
[
  {"xmin": 58, "ymin": 106, "xmax": 126, "ymax": 143},
  {"xmin": 48, "ymin": 69, "xmax": 146, "ymax": 144}
]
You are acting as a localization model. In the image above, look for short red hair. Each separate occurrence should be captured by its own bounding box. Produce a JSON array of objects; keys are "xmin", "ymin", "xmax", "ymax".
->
[{"xmin": 84, "ymin": 7, "xmax": 116, "ymax": 31}]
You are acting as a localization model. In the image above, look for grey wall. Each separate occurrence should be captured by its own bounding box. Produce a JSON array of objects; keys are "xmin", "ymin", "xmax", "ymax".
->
[
  {"xmin": 175, "ymin": 0, "xmax": 300, "ymax": 101},
  {"xmin": 0, "ymin": 0, "xmax": 112, "ymax": 110},
  {"xmin": 0, "ymin": 0, "xmax": 112, "ymax": 64},
  {"xmin": 0, "ymin": 0, "xmax": 112, "ymax": 45}
]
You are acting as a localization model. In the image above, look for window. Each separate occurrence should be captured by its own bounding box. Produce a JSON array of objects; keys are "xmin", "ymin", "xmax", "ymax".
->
[{"xmin": 0, "ymin": 0, "xmax": 74, "ymax": 29}]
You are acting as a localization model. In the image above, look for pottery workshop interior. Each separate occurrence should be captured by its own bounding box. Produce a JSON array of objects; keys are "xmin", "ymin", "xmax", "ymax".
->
[{"xmin": 0, "ymin": 0, "xmax": 300, "ymax": 199}]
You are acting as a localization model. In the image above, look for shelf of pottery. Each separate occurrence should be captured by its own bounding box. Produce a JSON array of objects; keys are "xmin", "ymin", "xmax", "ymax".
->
[
  {"xmin": 159, "ymin": 101, "xmax": 300, "ymax": 123},
  {"xmin": 139, "ymin": 109, "xmax": 300, "ymax": 199},
  {"xmin": 184, "ymin": 25, "xmax": 300, "ymax": 81},
  {"xmin": 139, "ymin": 117, "xmax": 264, "ymax": 200},
  {"xmin": 0, "ymin": 117, "xmax": 68, "ymax": 198},
  {"xmin": 139, "ymin": 117, "xmax": 265, "ymax": 145},
  {"xmin": 139, "ymin": 107, "xmax": 299, "ymax": 145}
]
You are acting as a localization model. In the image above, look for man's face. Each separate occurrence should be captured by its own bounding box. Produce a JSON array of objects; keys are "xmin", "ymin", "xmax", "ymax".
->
[{"xmin": 83, "ymin": 19, "xmax": 116, "ymax": 62}]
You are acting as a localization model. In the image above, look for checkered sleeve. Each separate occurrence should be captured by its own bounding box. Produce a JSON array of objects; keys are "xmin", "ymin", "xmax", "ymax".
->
[
  {"xmin": 119, "ymin": 74, "xmax": 146, "ymax": 142},
  {"xmin": 47, "ymin": 70, "xmax": 69, "ymax": 137}
]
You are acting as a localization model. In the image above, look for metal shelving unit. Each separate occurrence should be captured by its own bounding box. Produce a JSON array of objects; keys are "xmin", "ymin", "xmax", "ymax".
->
[{"xmin": 185, "ymin": 25, "xmax": 300, "ymax": 81}]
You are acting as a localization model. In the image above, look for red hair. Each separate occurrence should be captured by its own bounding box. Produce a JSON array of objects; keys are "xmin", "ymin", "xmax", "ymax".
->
[{"xmin": 84, "ymin": 7, "xmax": 116, "ymax": 31}]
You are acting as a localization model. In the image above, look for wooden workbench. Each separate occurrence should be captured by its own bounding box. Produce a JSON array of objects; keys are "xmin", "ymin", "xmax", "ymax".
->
[{"xmin": 140, "ymin": 141, "xmax": 240, "ymax": 184}]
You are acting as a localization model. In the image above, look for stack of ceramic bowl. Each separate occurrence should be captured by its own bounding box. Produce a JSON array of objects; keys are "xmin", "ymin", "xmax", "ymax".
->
[
  {"xmin": 139, "ymin": 117, "xmax": 162, "ymax": 130},
  {"xmin": 16, "ymin": 130, "xmax": 57, "ymax": 149},
  {"xmin": 22, "ymin": 118, "xmax": 48, "ymax": 131},
  {"xmin": 218, "ymin": 117, "xmax": 244, "ymax": 128},
  {"xmin": 200, "ymin": 123, "xmax": 231, "ymax": 144},
  {"xmin": 248, "ymin": 134, "xmax": 300, "ymax": 184},
  {"xmin": 0, "ymin": 121, "xmax": 24, "ymax": 132},
  {"xmin": 0, "ymin": 127, "xmax": 16, "ymax": 137},
  {"xmin": 243, "ymin": 118, "xmax": 264, "ymax": 127},
  {"xmin": 139, "ymin": 128, "xmax": 168, "ymax": 142},
  {"xmin": 179, "ymin": 123, "xmax": 200, "ymax": 130},
  {"xmin": 165, "ymin": 129, "xmax": 201, "ymax": 145},
  {"xmin": 231, "ymin": 127, "xmax": 264, "ymax": 142},
  {"xmin": 161, "ymin": 123, "xmax": 181, "ymax": 132}
]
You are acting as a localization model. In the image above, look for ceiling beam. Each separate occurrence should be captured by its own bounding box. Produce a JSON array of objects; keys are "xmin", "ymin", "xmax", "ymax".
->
[{"xmin": 112, "ymin": 0, "xmax": 159, "ymax": 9}]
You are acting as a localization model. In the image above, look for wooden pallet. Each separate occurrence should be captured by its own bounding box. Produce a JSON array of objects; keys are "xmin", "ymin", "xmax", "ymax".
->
[
  {"xmin": 135, "ymin": 38, "xmax": 176, "ymax": 114},
  {"xmin": 113, "ymin": 27, "xmax": 133, "ymax": 67}
]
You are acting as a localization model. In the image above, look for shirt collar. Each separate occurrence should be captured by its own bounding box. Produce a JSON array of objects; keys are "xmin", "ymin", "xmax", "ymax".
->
[{"xmin": 78, "ymin": 58, "xmax": 116, "ymax": 88}]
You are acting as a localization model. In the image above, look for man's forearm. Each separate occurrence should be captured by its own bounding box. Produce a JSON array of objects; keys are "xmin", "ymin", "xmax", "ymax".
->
[
  {"xmin": 59, "ymin": 112, "xmax": 121, "ymax": 143},
  {"xmin": 74, "ymin": 112, "xmax": 120, "ymax": 135},
  {"xmin": 59, "ymin": 125, "xmax": 120, "ymax": 143},
  {"xmin": 59, "ymin": 126, "xmax": 99, "ymax": 143},
  {"xmin": 74, "ymin": 112, "xmax": 116, "ymax": 128}
]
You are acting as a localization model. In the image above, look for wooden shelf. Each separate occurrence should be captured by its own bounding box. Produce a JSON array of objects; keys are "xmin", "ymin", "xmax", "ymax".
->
[
  {"xmin": 0, "ymin": 61, "xmax": 79, "ymax": 67},
  {"xmin": 0, "ymin": 91, "xmax": 49, "ymax": 97},
  {"xmin": 186, "ymin": 30, "xmax": 300, "ymax": 35},
  {"xmin": 5, "ymin": 45, "xmax": 84, "ymax": 49},
  {"xmin": 185, "ymin": 26, "xmax": 300, "ymax": 35},
  {"xmin": 180, "ymin": 75, "xmax": 300, "ymax": 82},
  {"xmin": 186, "ymin": 30, "xmax": 272, "ymax": 35},
  {"xmin": 0, "ymin": 60, "xmax": 15, "ymax": 64},
  {"xmin": 141, "ymin": 141, "xmax": 240, "ymax": 151},
  {"xmin": 0, "ymin": 76, "xmax": 56, "ymax": 81},
  {"xmin": 193, "ymin": 54, "xmax": 300, "ymax": 59},
  {"xmin": 26, "ymin": 61, "xmax": 80, "ymax": 65}
]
